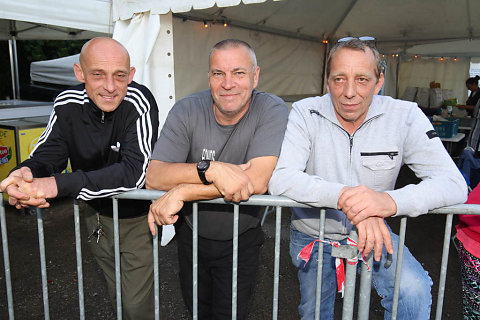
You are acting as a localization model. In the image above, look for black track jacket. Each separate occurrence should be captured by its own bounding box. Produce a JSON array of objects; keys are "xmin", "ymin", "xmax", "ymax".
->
[{"xmin": 18, "ymin": 81, "xmax": 159, "ymax": 218}]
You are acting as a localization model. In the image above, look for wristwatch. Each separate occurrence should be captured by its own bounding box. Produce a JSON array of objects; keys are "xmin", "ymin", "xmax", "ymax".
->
[{"xmin": 197, "ymin": 160, "xmax": 212, "ymax": 185}]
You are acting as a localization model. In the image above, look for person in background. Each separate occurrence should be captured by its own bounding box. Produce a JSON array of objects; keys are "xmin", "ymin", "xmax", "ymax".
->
[
  {"xmin": 458, "ymin": 75, "xmax": 480, "ymax": 117},
  {"xmin": 268, "ymin": 38, "xmax": 468, "ymax": 319},
  {"xmin": 0, "ymin": 37, "xmax": 159, "ymax": 320},
  {"xmin": 145, "ymin": 39, "xmax": 288, "ymax": 319}
]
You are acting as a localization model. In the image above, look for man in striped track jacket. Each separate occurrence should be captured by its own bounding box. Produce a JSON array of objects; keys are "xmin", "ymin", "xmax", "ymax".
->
[{"xmin": 0, "ymin": 37, "xmax": 159, "ymax": 320}]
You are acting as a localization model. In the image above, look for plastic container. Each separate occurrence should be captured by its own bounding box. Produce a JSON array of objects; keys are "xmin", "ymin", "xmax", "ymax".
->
[{"xmin": 431, "ymin": 118, "xmax": 459, "ymax": 138}]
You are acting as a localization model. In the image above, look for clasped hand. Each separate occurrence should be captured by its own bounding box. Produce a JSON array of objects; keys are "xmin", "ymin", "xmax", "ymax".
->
[
  {"xmin": 207, "ymin": 161, "xmax": 254, "ymax": 202},
  {"xmin": 338, "ymin": 185, "xmax": 396, "ymax": 261},
  {"xmin": 0, "ymin": 167, "xmax": 55, "ymax": 209}
]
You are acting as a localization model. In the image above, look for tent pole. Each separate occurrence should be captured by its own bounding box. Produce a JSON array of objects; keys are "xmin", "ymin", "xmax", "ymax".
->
[
  {"xmin": 395, "ymin": 56, "xmax": 400, "ymax": 99},
  {"xmin": 8, "ymin": 37, "xmax": 20, "ymax": 100},
  {"xmin": 321, "ymin": 43, "xmax": 329, "ymax": 94}
]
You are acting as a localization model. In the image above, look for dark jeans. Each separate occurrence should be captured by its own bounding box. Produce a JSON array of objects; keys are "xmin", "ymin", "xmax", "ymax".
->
[{"xmin": 175, "ymin": 218, "xmax": 264, "ymax": 320}]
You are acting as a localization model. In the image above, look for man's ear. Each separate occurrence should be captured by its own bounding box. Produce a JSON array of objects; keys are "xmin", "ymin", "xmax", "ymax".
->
[
  {"xmin": 252, "ymin": 66, "xmax": 260, "ymax": 89},
  {"xmin": 128, "ymin": 67, "xmax": 136, "ymax": 84},
  {"xmin": 73, "ymin": 63, "xmax": 85, "ymax": 83},
  {"xmin": 374, "ymin": 72, "xmax": 385, "ymax": 95}
]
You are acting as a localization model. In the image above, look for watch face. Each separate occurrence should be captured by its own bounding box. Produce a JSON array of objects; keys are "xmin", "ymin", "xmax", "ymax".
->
[{"xmin": 197, "ymin": 160, "xmax": 210, "ymax": 170}]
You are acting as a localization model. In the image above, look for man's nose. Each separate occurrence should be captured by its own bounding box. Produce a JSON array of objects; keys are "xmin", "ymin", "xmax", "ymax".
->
[
  {"xmin": 222, "ymin": 73, "xmax": 235, "ymax": 89},
  {"xmin": 344, "ymin": 80, "xmax": 356, "ymax": 99},
  {"xmin": 104, "ymin": 76, "xmax": 115, "ymax": 92}
]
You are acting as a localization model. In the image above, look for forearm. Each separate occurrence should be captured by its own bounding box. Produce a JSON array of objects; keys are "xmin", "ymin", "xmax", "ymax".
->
[
  {"xmin": 240, "ymin": 156, "xmax": 278, "ymax": 195},
  {"xmin": 269, "ymin": 166, "xmax": 345, "ymax": 208},
  {"xmin": 172, "ymin": 182, "xmax": 222, "ymax": 202},
  {"xmin": 146, "ymin": 161, "xmax": 200, "ymax": 191},
  {"xmin": 54, "ymin": 160, "xmax": 145, "ymax": 199}
]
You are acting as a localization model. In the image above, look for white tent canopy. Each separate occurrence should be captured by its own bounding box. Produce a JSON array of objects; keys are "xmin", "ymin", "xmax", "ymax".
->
[
  {"xmin": 113, "ymin": 0, "xmax": 480, "ymax": 53},
  {"xmin": 3, "ymin": 0, "xmax": 479, "ymax": 106},
  {"xmin": 30, "ymin": 54, "xmax": 80, "ymax": 87},
  {"xmin": 110, "ymin": 0, "xmax": 480, "ymax": 109},
  {"xmin": 0, "ymin": 0, "xmax": 113, "ymax": 39}
]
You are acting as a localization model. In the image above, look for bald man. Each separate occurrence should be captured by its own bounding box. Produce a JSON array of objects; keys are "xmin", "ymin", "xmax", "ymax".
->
[{"xmin": 0, "ymin": 37, "xmax": 159, "ymax": 319}]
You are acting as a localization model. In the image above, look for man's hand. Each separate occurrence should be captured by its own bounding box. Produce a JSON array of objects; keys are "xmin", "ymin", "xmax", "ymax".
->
[
  {"xmin": 338, "ymin": 185, "xmax": 397, "ymax": 225},
  {"xmin": 356, "ymin": 217, "xmax": 394, "ymax": 261},
  {"xmin": 0, "ymin": 167, "xmax": 46, "ymax": 209},
  {"xmin": 0, "ymin": 167, "xmax": 38, "ymax": 209},
  {"xmin": 206, "ymin": 161, "xmax": 254, "ymax": 202},
  {"xmin": 148, "ymin": 185, "xmax": 186, "ymax": 235},
  {"xmin": 0, "ymin": 168, "xmax": 57, "ymax": 209},
  {"xmin": 18, "ymin": 177, "xmax": 58, "ymax": 208}
]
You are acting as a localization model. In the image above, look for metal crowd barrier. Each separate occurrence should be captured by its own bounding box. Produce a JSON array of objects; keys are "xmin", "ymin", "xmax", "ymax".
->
[{"xmin": 1, "ymin": 190, "xmax": 480, "ymax": 320}]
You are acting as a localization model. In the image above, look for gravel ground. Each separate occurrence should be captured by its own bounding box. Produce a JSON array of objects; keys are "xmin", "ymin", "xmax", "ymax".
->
[{"xmin": 0, "ymin": 195, "xmax": 463, "ymax": 320}]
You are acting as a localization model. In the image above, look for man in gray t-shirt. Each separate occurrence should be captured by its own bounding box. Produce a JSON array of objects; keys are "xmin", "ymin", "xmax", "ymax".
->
[{"xmin": 146, "ymin": 39, "xmax": 288, "ymax": 319}]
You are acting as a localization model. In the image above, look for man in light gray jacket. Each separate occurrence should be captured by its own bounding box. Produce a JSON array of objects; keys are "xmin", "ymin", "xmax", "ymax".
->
[{"xmin": 268, "ymin": 38, "xmax": 467, "ymax": 319}]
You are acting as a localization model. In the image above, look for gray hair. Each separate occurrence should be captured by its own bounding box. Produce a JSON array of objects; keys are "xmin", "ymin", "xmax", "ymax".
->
[
  {"xmin": 209, "ymin": 39, "xmax": 257, "ymax": 70},
  {"xmin": 326, "ymin": 38, "xmax": 382, "ymax": 80}
]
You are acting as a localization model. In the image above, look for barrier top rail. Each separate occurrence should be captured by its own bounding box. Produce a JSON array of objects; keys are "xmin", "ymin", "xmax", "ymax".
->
[{"xmin": 112, "ymin": 189, "xmax": 480, "ymax": 215}]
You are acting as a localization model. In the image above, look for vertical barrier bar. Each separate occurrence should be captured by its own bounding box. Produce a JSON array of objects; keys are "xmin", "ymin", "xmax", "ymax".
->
[
  {"xmin": 73, "ymin": 200, "xmax": 85, "ymax": 320},
  {"xmin": 0, "ymin": 199, "xmax": 14, "ymax": 319},
  {"xmin": 314, "ymin": 209, "xmax": 327, "ymax": 320},
  {"xmin": 391, "ymin": 217, "xmax": 407, "ymax": 320},
  {"xmin": 435, "ymin": 213, "xmax": 453, "ymax": 320},
  {"xmin": 192, "ymin": 202, "xmax": 198, "ymax": 320},
  {"xmin": 112, "ymin": 198, "xmax": 122, "ymax": 320},
  {"xmin": 342, "ymin": 229, "xmax": 358, "ymax": 320},
  {"xmin": 232, "ymin": 204, "xmax": 239, "ymax": 320},
  {"xmin": 357, "ymin": 254, "xmax": 373, "ymax": 319},
  {"xmin": 36, "ymin": 207, "xmax": 50, "ymax": 320},
  {"xmin": 153, "ymin": 224, "xmax": 159, "ymax": 320},
  {"xmin": 272, "ymin": 206, "xmax": 282, "ymax": 320}
]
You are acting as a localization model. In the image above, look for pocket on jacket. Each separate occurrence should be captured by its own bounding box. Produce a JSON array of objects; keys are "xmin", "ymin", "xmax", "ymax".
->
[{"xmin": 360, "ymin": 151, "xmax": 398, "ymax": 191}]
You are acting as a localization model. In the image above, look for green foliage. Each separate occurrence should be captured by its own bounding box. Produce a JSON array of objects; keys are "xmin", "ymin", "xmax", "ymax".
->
[{"xmin": 22, "ymin": 40, "xmax": 85, "ymax": 62}]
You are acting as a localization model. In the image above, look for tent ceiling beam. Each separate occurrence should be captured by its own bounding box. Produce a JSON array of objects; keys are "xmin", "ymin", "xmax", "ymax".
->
[
  {"xmin": 8, "ymin": 20, "xmax": 86, "ymax": 37},
  {"xmin": 173, "ymin": 13, "xmax": 324, "ymax": 43},
  {"xmin": 327, "ymin": 0, "xmax": 359, "ymax": 40}
]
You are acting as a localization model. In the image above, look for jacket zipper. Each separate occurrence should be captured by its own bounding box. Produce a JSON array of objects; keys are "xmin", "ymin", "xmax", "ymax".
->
[
  {"xmin": 329, "ymin": 114, "xmax": 382, "ymax": 233},
  {"xmin": 101, "ymin": 111, "xmax": 105, "ymax": 124},
  {"xmin": 360, "ymin": 151, "xmax": 399, "ymax": 159}
]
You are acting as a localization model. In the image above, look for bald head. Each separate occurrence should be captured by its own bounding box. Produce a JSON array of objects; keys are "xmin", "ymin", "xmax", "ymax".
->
[
  {"xmin": 79, "ymin": 37, "xmax": 131, "ymax": 68},
  {"xmin": 73, "ymin": 37, "xmax": 136, "ymax": 112}
]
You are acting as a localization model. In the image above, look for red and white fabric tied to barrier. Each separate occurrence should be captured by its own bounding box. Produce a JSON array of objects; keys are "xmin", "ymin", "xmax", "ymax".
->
[{"xmin": 297, "ymin": 237, "xmax": 370, "ymax": 298}]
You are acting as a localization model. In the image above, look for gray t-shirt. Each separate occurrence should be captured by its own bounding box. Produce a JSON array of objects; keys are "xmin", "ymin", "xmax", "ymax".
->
[{"xmin": 152, "ymin": 89, "xmax": 288, "ymax": 240}]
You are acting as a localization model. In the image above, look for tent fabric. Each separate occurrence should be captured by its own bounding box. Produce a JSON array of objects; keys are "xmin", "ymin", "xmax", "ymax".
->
[
  {"xmin": 398, "ymin": 57, "xmax": 470, "ymax": 105},
  {"xmin": 113, "ymin": 12, "xmax": 175, "ymax": 130},
  {"xmin": 30, "ymin": 54, "xmax": 80, "ymax": 86},
  {"xmin": 112, "ymin": 0, "xmax": 480, "ymax": 54},
  {"xmin": 0, "ymin": 0, "xmax": 113, "ymax": 39},
  {"xmin": 171, "ymin": 17, "xmax": 324, "ymax": 100},
  {"xmin": 112, "ymin": 0, "xmax": 267, "ymax": 21}
]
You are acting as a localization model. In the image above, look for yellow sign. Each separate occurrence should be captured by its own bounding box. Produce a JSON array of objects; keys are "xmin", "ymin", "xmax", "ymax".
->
[
  {"xmin": 18, "ymin": 127, "xmax": 46, "ymax": 162},
  {"xmin": 0, "ymin": 128, "xmax": 17, "ymax": 181}
]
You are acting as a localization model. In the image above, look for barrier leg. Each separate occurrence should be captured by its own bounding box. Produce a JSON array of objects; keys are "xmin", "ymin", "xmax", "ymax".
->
[
  {"xmin": 73, "ymin": 200, "xmax": 85, "ymax": 320},
  {"xmin": 435, "ymin": 213, "xmax": 453, "ymax": 320},
  {"xmin": 36, "ymin": 207, "xmax": 50, "ymax": 320},
  {"xmin": 272, "ymin": 206, "xmax": 282, "ymax": 320},
  {"xmin": 1, "ymin": 199, "xmax": 14, "ymax": 319}
]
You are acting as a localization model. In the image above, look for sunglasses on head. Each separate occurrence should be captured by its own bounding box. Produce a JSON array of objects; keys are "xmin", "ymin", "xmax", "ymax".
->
[{"xmin": 338, "ymin": 36, "xmax": 376, "ymax": 42}]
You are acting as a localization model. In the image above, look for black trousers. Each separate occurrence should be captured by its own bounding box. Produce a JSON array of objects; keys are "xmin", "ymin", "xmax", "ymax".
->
[{"xmin": 175, "ymin": 218, "xmax": 264, "ymax": 320}]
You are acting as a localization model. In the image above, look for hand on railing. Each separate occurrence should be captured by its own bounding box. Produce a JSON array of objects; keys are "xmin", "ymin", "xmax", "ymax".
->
[
  {"xmin": 206, "ymin": 161, "xmax": 254, "ymax": 203},
  {"xmin": 338, "ymin": 185, "xmax": 397, "ymax": 224},
  {"xmin": 148, "ymin": 185, "xmax": 185, "ymax": 235},
  {"xmin": 0, "ymin": 167, "xmax": 56, "ymax": 209}
]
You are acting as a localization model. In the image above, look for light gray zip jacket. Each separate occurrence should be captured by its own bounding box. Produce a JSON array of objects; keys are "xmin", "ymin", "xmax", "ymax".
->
[{"xmin": 268, "ymin": 94, "xmax": 468, "ymax": 240}]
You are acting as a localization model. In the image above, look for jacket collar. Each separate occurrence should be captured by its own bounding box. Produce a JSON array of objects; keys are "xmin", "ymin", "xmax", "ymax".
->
[{"xmin": 318, "ymin": 94, "xmax": 385, "ymax": 128}]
